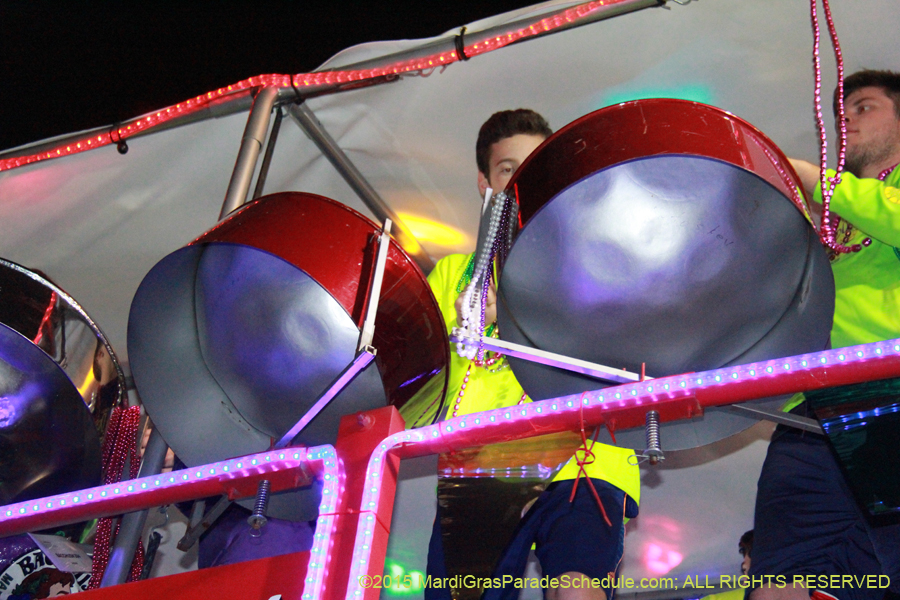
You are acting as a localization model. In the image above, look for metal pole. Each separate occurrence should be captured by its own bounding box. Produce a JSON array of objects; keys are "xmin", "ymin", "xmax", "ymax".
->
[
  {"xmin": 450, "ymin": 331, "xmax": 644, "ymax": 384},
  {"xmin": 730, "ymin": 404, "xmax": 822, "ymax": 433},
  {"xmin": 251, "ymin": 106, "xmax": 284, "ymax": 201},
  {"xmin": 274, "ymin": 346, "xmax": 377, "ymax": 449},
  {"xmin": 219, "ymin": 86, "xmax": 280, "ymax": 220},
  {"xmin": 359, "ymin": 219, "xmax": 392, "ymax": 351},
  {"xmin": 99, "ymin": 426, "xmax": 169, "ymax": 587},
  {"xmin": 288, "ymin": 102, "xmax": 433, "ymax": 272}
]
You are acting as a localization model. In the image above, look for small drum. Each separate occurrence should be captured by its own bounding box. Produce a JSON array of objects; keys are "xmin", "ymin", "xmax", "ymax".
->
[
  {"xmin": 497, "ymin": 99, "xmax": 834, "ymax": 450},
  {"xmin": 128, "ymin": 192, "xmax": 448, "ymax": 518},
  {"xmin": 0, "ymin": 258, "xmax": 123, "ymax": 505}
]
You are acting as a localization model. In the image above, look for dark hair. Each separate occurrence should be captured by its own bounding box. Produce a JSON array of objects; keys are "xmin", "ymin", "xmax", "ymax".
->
[
  {"xmin": 739, "ymin": 529, "xmax": 754, "ymax": 557},
  {"xmin": 13, "ymin": 568, "xmax": 75, "ymax": 599},
  {"xmin": 834, "ymin": 69, "xmax": 900, "ymax": 118},
  {"xmin": 476, "ymin": 109, "xmax": 552, "ymax": 175}
]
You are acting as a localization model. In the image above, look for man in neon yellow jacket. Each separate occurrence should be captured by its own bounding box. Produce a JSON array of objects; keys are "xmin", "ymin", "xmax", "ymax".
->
[
  {"xmin": 750, "ymin": 70, "xmax": 900, "ymax": 600},
  {"xmin": 423, "ymin": 109, "xmax": 639, "ymax": 600}
]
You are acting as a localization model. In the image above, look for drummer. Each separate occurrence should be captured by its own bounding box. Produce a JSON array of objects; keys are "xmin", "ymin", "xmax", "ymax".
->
[
  {"xmin": 424, "ymin": 109, "xmax": 640, "ymax": 600},
  {"xmin": 750, "ymin": 70, "xmax": 900, "ymax": 600}
]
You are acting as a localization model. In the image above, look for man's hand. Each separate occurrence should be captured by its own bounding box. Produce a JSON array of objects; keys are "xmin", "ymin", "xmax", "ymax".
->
[
  {"xmin": 788, "ymin": 158, "xmax": 820, "ymax": 198},
  {"xmin": 454, "ymin": 280, "xmax": 497, "ymax": 329}
]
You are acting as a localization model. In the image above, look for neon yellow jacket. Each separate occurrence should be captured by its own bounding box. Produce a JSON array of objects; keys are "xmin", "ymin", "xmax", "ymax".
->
[
  {"xmin": 425, "ymin": 253, "xmax": 640, "ymax": 503},
  {"xmin": 785, "ymin": 167, "xmax": 900, "ymax": 412},
  {"xmin": 813, "ymin": 168, "xmax": 900, "ymax": 348}
]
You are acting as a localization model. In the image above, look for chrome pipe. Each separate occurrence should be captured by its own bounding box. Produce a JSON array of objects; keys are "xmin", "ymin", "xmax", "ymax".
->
[{"xmin": 219, "ymin": 86, "xmax": 281, "ymax": 220}]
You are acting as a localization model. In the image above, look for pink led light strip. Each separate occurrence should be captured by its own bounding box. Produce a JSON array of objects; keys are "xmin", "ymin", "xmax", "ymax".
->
[
  {"xmin": 0, "ymin": 446, "xmax": 340, "ymax": 600},
  {"xmin": 345, "ymin": 338, "xmax": 900, "ymax": 598},
  {"xmin": 0, "ymin": 0, "xmax": 630, "ymax": 174}
]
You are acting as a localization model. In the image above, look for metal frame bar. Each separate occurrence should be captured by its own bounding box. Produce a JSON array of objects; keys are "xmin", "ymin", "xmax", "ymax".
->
[
  {"xmin": 219, "ymin": 86, "xmax": 281, "ymax": 219},
  {"xmin": 251, "ymin": 106, "xmax": 285, "ymax": 201},
  {"xmin": 274, "ymin": 219, "xmax": 392, "ymax": 449},
  {"xmin": 177, "ymin": 495, "xmax": 230, "ymax": 551},
  {"xmin": 4, "ymin": 339, "xmax": 900, "ymax": 598},
  {"xmin": 288, "ymin": 103, "xmax": 432, "ymax": 271},
  {"xmin": 295, "ymin": 0, "xmax": 664, "ymax": 97},
  {"xmin": 729, "ymin": 403, "xmax": 823, "ymax": 433},
  {"xmin": 451, "ymin": 330, "xmax": 644, "ymax": 384},
  {"xmin": 274, "ymin": 346, "xmax": 378, "ymax": 449},
  {"xmin": 345, "ymin": 337, "xmax": 900, "ymax": 600},
  {"xmin": 0, "ymin": 449, "xmax": 325, "ymax": 537},
  {"xmin": 359, "ymin": 219, "xmax": 392, "ymax": 351},
  {"xmin": 0, "ymin": 0, "xmax": 664, "ymax": 166}
]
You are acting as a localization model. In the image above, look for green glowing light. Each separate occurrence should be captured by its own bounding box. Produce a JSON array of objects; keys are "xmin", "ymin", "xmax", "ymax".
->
[
  {"xmin": 598, "ymin": 84, "xmax": 715, "ymax": 109},
  {"xmin": 382, "ymin": 561, "xmax": 426, "ymax": 596}
]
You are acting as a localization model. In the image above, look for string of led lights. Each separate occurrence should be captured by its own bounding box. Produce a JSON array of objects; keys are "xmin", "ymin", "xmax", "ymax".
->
[
  {"xmin": 0, "ymin": 446, "xmax": 340, "ymax": 600},
  {"xmin": 345, "ymin": 337, "xmax": 900, "ymax": 598},
  {"xmin": 0, "ymin": 0, "xmax": 647, "ymax": 173}
]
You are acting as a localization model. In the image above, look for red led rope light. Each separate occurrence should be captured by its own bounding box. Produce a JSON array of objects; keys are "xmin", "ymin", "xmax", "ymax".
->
[
  {"xmin": 0, "ymin": 0, "xmax": 627, "ymax": 174},
  {"xmin": 0, "ymin": 74, "xmax": 290, "ymax": 172}
]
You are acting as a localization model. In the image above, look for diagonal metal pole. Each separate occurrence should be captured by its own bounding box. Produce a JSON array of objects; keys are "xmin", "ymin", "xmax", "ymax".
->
[{"xmin": 288, "ymin": 102, "xmax": 433, "ymax": 271}]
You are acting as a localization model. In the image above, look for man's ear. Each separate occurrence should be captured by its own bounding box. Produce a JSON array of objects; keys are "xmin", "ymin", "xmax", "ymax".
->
[{"xmin": 477, "ymin": 170, "xmax": 490, "ymax": 198}]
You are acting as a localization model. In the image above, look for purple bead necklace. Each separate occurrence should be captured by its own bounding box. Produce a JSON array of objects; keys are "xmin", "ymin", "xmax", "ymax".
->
[{"xmin": 810, "ymin": 0, "xmax": 851, "ymax": 254}]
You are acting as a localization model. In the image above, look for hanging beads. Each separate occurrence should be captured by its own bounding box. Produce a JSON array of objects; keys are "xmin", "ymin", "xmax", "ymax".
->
[
  {"xmin": 457, "ymin": 191, "xmax": 507, "ymax": 360},
  {"xmin": 826, "ymin": 165, "xmax": 895, "ymax": 260},
  {"xmin": 810, "ymin": 0, "xmax": 849, "ymax": 253}
]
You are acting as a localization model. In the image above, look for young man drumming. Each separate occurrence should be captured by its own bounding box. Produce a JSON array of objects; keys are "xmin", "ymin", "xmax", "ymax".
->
[
  {"xmin": 424, "ymin": 109, "xmax": 639, "ymax": 600},
  {"xmin": 751, "ymin": 70, "xmax": 900, "ymax": 600}
]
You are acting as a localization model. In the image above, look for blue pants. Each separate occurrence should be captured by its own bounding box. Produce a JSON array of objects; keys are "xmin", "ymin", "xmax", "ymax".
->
[
  {"xmin": 751, "ymin": 426, "xmax": 900, "ymax": 600},
  {"xmin": 427, "ymin": 478, "xmax": 636, "ymax": 600}
]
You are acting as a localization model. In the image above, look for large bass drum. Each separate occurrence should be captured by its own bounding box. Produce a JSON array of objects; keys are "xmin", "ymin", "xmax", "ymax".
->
[
  {"xmin": 128, "ymin": 192, "xmax": 448, "ymax": 518},
  {"xmin": 0, "ymin": 258, "xmax": 123, "ymax": 505},
  {"xmin": 497, "ymin": 99, "xmax": 834, "ymax": 450}
]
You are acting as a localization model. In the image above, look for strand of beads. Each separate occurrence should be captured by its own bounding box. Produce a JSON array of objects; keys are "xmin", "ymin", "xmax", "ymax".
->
[
  {"xmin": 825, "ymin": 164, "xmax": 894, "ymax": 260},
  {"xmin": 455, "ymin": 254, "xmax": 476, "ymax": 293},
  {"xmin": 476, "ymin": 193, "xmax": 515, "ymax": 363},
  {"xmin": 89, "ymin": 405, "xmax": 143, "ymax": 589},
  {"xmin": 450, "ymin": 363, "xmax": 529, "ymax": 417},
  {"xmin": 810, "ymin": 0, "xmax": 850, "ymax": 253},
  {"xmin": 457, "ymin": 192, "xmax": 506, "ymax": 360},
  {"xmin": 826, "ymin": 216, "xmax": 872, "ymax": 260}
]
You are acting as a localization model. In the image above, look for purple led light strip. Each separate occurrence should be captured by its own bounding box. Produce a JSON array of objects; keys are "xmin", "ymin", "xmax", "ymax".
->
[
  {"xmin": 345, "ymin": 338, "xmax": 900, "ymax": 599},
  {"xmin": 0, "ymin": 446, "xmax": 340, "ymax": 600}
]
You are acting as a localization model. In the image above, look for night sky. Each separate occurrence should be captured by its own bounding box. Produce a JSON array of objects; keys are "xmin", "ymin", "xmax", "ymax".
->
[{"xmin": 0, "ymin": 1, "xmax": 536, "ymax": 152}]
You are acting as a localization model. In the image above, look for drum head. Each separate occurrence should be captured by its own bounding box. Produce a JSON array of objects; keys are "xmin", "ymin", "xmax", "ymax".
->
[
  {"xmin": 128, "ymin": 193, "xmax": 448, "ymax": 516},
  {"xmin": 497, "ymin": 100, "xmax": 834, "ymax": 450}
]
